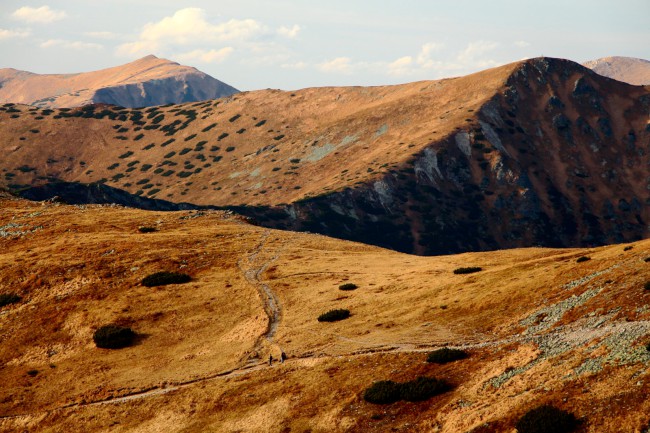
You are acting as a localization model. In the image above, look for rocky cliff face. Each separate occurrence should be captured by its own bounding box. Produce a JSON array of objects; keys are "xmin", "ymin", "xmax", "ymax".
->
[{"xmin": 0, "ymin": 55, "xmax": 238, "ymax": 108}]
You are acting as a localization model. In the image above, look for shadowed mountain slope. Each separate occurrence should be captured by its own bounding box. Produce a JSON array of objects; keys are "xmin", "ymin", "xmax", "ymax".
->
[
  {"xmin": 584, "ymin": 56, "xmax": 650, "ymax": 85},
  {"xmin": 0, "ymin": 55, "xmax": 238, "ymax": 108},
  {"xmin": 0, "ymin": 57, "xmax": 649, "ymax": 254}
]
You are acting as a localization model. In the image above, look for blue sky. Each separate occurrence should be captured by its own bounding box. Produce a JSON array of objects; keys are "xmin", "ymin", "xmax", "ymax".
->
[{"xmin": 1, "ymin": 1, "xmax": 648, "ymax": 91}]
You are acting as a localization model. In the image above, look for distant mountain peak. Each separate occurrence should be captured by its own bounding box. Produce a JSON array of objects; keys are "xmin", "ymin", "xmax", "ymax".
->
[
  {"xmin": 583, "ymin": 56, "xmax": 650, "ymax": 85},
  {"xmin": 0, "ymin": 57, "xmax": 238, "ymax": 108}
]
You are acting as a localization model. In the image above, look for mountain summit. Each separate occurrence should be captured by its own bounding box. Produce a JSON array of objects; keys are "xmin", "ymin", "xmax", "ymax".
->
[
  {"xmin": 0, "ymin": 55, "xmax": 239, "ymax": 108},
  {"xmin": 583, "ymin": 56, "xmax": 650, "ymax": 85}
]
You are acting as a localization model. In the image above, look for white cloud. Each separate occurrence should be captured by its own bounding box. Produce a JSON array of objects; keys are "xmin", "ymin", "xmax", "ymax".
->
[
  {"xmin": 0, "ymin": 28, "xmax": 30, "ymax": 40},
  {"xmin": 318, "ymin": 57, "xmax": 354, "ymax": 74},
  {"xmin": 281, "ymin": 61, "xmax": 307, "ymax": 70},
  {"xmin": 117, "ymin": 8, "xmax": 264, "ymax": 57},
  {"xmin": 176, "ymin": 47, "xmax": 234, "ymax": 63},
  {"xmin": 416, "ymin": 42, "xmax": 445, "ymax": 67},
  {"xmin": 457, "ymin": 40, "xmax": 498, "ymax": 64},
  {"xmin": 388, "ymin": 56, "xmax": 413, "ymax": 76},
  {"xmin": 12, "ymin": 6, "xmax": 66, "ymax": 24},
  {"xmin": 514, "ymin": 40, "xmax": 531, "ymax": 48},
  {"xmin": 41, "ymin": 39, "xmax": 103, "ymax": 50},
  {"xmin": 277, "ymin": 25, "xmax": 300, "ymax": 39},
  {"xmin": 85, "ymin": 31, "xmax": 118, "ymax": 40}
]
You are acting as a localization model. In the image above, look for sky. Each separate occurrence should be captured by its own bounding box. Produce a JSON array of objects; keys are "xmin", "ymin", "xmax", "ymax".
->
[{"xmin": 1, "ymin": 1, "xmax": 649, "ymax": 91}]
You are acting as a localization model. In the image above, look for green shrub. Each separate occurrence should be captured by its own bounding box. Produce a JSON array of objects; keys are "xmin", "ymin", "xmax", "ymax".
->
[
  {"xmin": 93, "ymin": 325, "xmax": 136, "ymax": 349},
  {"xmin": 515, "ymin": 405, "xmax": 578, "ymax": 433},
  {"xmin": 623, "ymin": 245, "xmax": 633, "ymax": 251},
  {"xmin": 141, "ymin": 271, "xmax": 191, "ymax": 287},
  {"xmin": 646, "ymin": 342, "xmax": 650, "ymax": 352},
  {"xmin": 426, "ymin": 347, "xmax": 468, "ymax": 364},
  {"xmin": 317, "ymin": 309, "xmax": 350, "ymax": 322},
  {"xmin": 0, "ymin": 293, "xmax": 21, "ymax": 308},
  {"xmin": 576, "ymin": 256, "xmax": 590, "ymax": 263},
  {"xmin": 453, "ymin": 267, "xmax": 482, "ymax": 275},
  {"xmin": 363, "ymin": 380, "xmax": 402, "ymax": 404},
  {"xmin": 138, "ymin": 226, "xmax": 157, "ymax": 233},
  {"xmin": 339, "ymin": 283, "xmax": 358, "ymax": 291},
  {"xmin": 644, "ymin": 281, "xmax": 650, "ymax": 291},
  {"xmin": 363, "ymin": 376, "xmax": 451, "ymax": 404},
  {"xmin": 27, "ymin": 369, "xmax": 39, "ymax": 377},
  {"xmin": 399, "ymin": 376, "xmax": 451, "ymax": 402}
]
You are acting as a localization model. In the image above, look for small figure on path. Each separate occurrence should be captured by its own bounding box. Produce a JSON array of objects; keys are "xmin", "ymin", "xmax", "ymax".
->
[
  {"xmin": 269, "ymin": 354, "xmax": 273, "ymax": 366},
  {"xmin": 280, "ymin": 352, "xmax": 286, "ymax": 363}
]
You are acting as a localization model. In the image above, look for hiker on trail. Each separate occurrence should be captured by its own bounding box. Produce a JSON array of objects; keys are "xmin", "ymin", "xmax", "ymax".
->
[
  {"xmin": 269, "ymin": 354, "xmax": 273, "ymax": 366},
  {"xmin": 280, "ymin": 352, "xmax": 286, "ymax": 363}
]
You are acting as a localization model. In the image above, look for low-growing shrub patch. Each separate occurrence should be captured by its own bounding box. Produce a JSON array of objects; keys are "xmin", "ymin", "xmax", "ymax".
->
[
  {"xmin": 623, "ymin": 245, "xmax": 633, "ymax": 251},
  {"xmin": 339, "ymin": 283, "xmax": 358, "ymax": 291},
  {"xmin": 515, "ymin": 405, "xmax": 578, "ymax": 433},
  {"xmin": 453, "ymin": 267, "xmax": 482, "ymax": 274},
  {"xmin": 317, "ymin": 309, "xmax": 350, "ymax": 322},
  {"xmin": 576, "ymin": 256, "xmax": 590, "ymax": 263},
  {"xmin": 0, "ymin": 293, "xmax": 21, "ymax": 308},
  {"xmin": 93, "ymin": 325, "xmax": 136, "ymax": 349},
  {"xmin": 644, "ymin": 281, "xmax": 650, "ymax": 291},
  {"xmin": 364, "ymin": 376, "xmax": 451, "ymax": 404},
  {"xmin": 426, "ymin": 347, "xmax": 468, "ymax": 364},
  {"xmin": 142, "ymin": 271, "xmax": 191, "ymax": 287},
  {"xmin": 138, "ymin": 226, "xmax": 157, "ymax": 233}
]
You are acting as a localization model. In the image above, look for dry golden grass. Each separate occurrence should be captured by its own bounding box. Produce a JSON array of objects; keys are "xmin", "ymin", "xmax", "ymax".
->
[{"xmin": 1, "ymin": 196, "xmax": 650, "ymax": 432}]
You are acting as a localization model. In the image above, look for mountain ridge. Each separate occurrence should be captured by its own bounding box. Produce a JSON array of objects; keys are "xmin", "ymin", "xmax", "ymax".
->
[
  {"xmin": 1, "ymin": 56, "xmax": 649, "ymax": 255},
  {"xmin": 583, "ymin": 56, "xmax": 650, "ymax": 85}
]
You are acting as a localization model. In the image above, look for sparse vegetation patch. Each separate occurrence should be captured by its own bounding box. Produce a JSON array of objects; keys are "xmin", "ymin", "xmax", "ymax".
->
[
  {"xmin": 0, "ymin": 293, "xmax": 21, "ymax": 308},
  {"xmin": 453, "ymin": 267, "xmax": 482, "ymax": 274},
  {"xmin": 515, "ymin": 405, "xmax": 578, "ymax": 433},
  {"xmin": 317, "ymin": 309, "xmax": 351, "ymax": 322},
  {"xmin": 339, "ymin": 283, "xmax": 358, "ymax": 291},
  {"xmin": 363, "ymin": 377, "xmax": 451, "ymax": 404},
  {"xmin": 141, "ymin": 271, "xmax": 191, "ymax": 287},
  {"xmin": 426, "ymin": 347, "xmax": 468, "ymax": 364},
  {"xmin": 576, "ymin": 256, "xmax": 590, "ymax": 263},
  {"xmin": 93, "ymin": 325, "xmax": 136, "ymax": 349}
]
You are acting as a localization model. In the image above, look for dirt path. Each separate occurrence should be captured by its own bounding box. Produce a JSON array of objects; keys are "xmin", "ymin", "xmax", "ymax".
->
[{"xmin": 3, "ymin": 257, "xmax": 648, "ymax": 420}]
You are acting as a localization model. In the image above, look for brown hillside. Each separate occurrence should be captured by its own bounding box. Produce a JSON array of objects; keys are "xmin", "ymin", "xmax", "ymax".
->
[
  {"xmin": 584, "ymin": 56, "xmax": 650, "ymax": 85},
  {"xmin": 0, "ymin": 57, "xmax": 649, "ymax": 255},
  {"xmin": 0, "ymin": 55, "xmax": 238, "ymax": 108},
  {"xmin": 1, "ymin": 197, "xmax": 650, "ymax": 432}
]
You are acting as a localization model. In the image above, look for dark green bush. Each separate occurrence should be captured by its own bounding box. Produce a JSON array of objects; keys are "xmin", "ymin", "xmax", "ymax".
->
[
  {"xmin": 93, "ymin": 325, "xmax": 136, "ymax": 349},
  {"xmin": 623, "ymin": 245, "xmax": 633, "ymax": 251},
  {"xmin": 26, "ymin": 369, "xmax": 39, "ymax": 377},
  {"xmin": 426, "ymin": 347, "xmax": 468, "ymax": 364},
  {"xmin": 399, "ymin": 376, "xmax": 451, "ymax": 402},
  {"xmin": 317, "ymin": 309, "xmax": 350, "ymax": 322},
  {"xmin": 364, "ymin": 376, "xmax": 451, "ymax": 404},
  {"xmin": 644, "ymin": 281, "xmax": 650, "ymax": 291},
  {"xmin": 138, "ymin": 226, "xmax": 157, "ymax": 233},
  {"xmin": 339, "ymin": 283, "xmax": 358, "ymax": 291},
  {"xmin": 576, "ymin": 256, "xmax": 590, "ymax": 263},
  {"xmin": 141, "ymin": 271, "xmax": 191, "ymax": 287},
  {"xmin": 363, "ymin": 380, "xmax": 402, "ymax": 404},
  {"xmin": 515, "ymin": 405, "xmax": 578, "ymax": 433},
  {"xmin": 0, "ymin": 293, "xmax": 21, "ymax": 308},
  {"xmin": 453, "ymin": 267, "xmax": 482, "ymax": 275}
]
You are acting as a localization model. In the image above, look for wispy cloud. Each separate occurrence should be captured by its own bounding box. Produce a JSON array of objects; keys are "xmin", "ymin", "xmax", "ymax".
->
[
  {"xmin": 277, "ymin": 25, "xmax": 300, "ymax": 39},
  {"xmin": 318, "ymin": 57, "xmax": 355, "ymax": 74},
  {"xmin": 41, "ymin": 39, "xmax": 103, "ymax": 50},
  {"xmin": 12, "ymin": 6, "xmax": 66, "ymax": 24},
  {"xmin": 514, "ymin": 40, "xmax": 531, "ymax": 48},
  {"xmin": 85, "ymin": 31, "xmax": 119, "ymax": 40},
  {"xmin": 176, "ymin": 47, "xmax": 234, "ymax": 64},
  {"xmin": 0, "ymin": 28, "xmax": 31, "ymax": 40}
]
